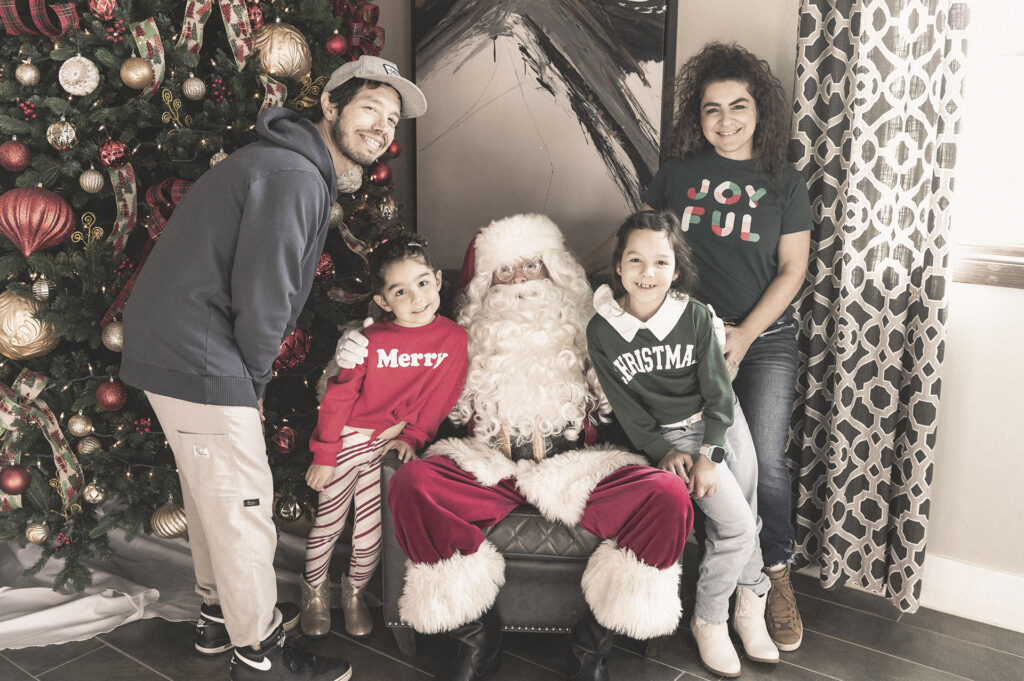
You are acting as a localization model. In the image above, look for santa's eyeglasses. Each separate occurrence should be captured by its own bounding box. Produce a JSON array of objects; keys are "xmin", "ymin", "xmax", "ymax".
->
[{"xmin": 493, "ymin": 259, "xmax": 545, "ymax": 283}]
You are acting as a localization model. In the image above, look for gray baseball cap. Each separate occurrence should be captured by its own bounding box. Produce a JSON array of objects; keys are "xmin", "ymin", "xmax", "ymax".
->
[{"xmin": 324, "ymin": 56, "xmax": 427, "ymax": 119}]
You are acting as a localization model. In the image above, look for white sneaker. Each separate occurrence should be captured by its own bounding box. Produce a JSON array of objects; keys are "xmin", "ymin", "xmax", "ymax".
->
[
  {"xmin": 733, "ymin": 586, "xmax": 780, "ymax": 663},
  {"xmin": 690, "ymin": 613, "xmax": 741, "ymax": 677}
]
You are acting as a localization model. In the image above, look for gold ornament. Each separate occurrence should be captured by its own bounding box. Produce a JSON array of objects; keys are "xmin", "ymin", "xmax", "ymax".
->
[
  {"xmin": 182, "ymin": 75, "xmax": 206, "ymax": 100},
  {"xmin": 82, "ymin": 481, "xmax": 106, "ymax": 504},
  {"xmin": 79, "ymin": 167, "xmax": 104, "ymax": 194},
  {"xmin": 329, "ymin": 202, "xmax": 344, "ymax": 228},
  {"xmin": 210, "ymin": 150, "xmax": 229, "ymax": 167},
  {"xmin": 68, "ymin": 413, "xmax": 94, "ymax": 437},
  {"xmin": 101, "ymin": 320, "xmax": 124, "ymax": 352},
  {"xmin": 77, "ymin": 436, "xmax": 102, "ymax": 455},
  {"xmin": 274, "ymin": 495, "xmax": 303, "ymax": 522},
  {"xmin": 253, "ymin": 21, "xmax": 312, "ymax": 81},
  {"xmin": 120, "ymin": 57, "xmax": 154, "ymax": 90},
  {"xmin": 15, "ymin": 61, "xmax": 41, "ymax": 86},
  {"xmin": 32, "ymin": 276, "xmax": 52, "ymax": 302},
  {"xmin": 25, "ymin": 523, "xmax": 49, "ymax": 544},
  {"xmin": 0, "ymin": 290, "xmax": 59, "ymax": 360},
  {"xmin": 46, "ymin": 119, "xmax": 78, "ymax": 151},
  {"xmin": 150, "ymin": 500, "xmax": 188, "ymax": 539},
  {"xmin": 59, "ymin": 55, "xmax": 100, "ymax": 96},
  {"xmin": 71, "ymin": 212, "xmax": 104, "ymax": 245}
]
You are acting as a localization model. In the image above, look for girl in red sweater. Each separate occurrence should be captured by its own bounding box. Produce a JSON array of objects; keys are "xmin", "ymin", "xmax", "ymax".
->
[{"xmin": 299, "ymin": 234, "xmax": 468, "ymax": 640}]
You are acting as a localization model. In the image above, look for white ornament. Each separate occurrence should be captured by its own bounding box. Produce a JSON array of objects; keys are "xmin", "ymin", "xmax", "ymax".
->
[
  {"xmin": 182, "ymin": 75, "xmax": 206, "ymax": 101},
  {"xmin": 59, "ymin": 56, "xmax": 100, "ymax": 96}
]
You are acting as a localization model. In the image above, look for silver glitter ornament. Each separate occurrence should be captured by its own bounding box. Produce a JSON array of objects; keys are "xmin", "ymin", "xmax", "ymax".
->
[
  {"xmin": 101, "ymin": 320, "xmax": 123, "ymax": 352},
  {"xmin": 68, "ymin": 413, "xmax": 94, "ymax": 437},
  {"xmin": 79, "ymin": 167, "xmax": 104, "ymax": 193}
]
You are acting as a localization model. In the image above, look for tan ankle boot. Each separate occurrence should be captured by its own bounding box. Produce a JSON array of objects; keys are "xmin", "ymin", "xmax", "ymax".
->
[
  {"xmin": 339, "ymin": 577, "xmax": 373, "ymax": 638},
  {"xmin": 299, "ymin": 575, "xmax": 332, "ymax": 638}
]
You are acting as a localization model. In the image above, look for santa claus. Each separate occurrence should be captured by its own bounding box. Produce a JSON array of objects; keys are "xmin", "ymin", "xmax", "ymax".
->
[{"xmin": 341, "ymin": 214, "xmax": 693, "ymax": 681}]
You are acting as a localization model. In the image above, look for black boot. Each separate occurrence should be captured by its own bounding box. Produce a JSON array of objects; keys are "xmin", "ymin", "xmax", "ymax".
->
[
  {"xmin": 566, "ymin": 608, "xmax": 614, "ymax": 681},
  {"xmin": 434, "ymin": 609, "xmax": 502, "ymax": 681}
]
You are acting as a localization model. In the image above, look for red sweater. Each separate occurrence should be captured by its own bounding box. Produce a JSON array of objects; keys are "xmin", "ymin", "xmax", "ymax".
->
[{"xmin": 309, "ymin": 316, "xmax": 468, "ymax": 466}]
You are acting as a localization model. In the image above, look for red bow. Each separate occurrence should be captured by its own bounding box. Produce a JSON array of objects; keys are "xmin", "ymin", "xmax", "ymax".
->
[{"xmin": 332, "ymin": 0, "xmax": 384, "ymax": 60}]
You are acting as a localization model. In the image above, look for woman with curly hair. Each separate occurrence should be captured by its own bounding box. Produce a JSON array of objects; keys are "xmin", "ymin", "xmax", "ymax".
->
[{"xmin": 586, "ymin": 41, "xmax": 812, "ymax": 668}]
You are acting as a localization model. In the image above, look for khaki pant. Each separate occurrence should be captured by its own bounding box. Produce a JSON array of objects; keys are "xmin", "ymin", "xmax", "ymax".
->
[{"xmin": 146, "ymin": 392, "xmax": 282, "ymax": 646}]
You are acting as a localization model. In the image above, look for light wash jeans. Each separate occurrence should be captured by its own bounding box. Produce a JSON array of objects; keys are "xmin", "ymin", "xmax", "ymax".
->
[{"xmin": 662, "ymin": 400, "xmax": 770, "ymax": 624}]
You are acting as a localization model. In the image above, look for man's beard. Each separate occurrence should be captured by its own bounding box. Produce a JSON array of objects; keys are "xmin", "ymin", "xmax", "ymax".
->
[
  {"xmin": 331, "ymin": 116, "xmax": 379, "ymax": 168},
  {"xmin": 451, "ymin": 279, "xmax": 596, "ymax": 444}
]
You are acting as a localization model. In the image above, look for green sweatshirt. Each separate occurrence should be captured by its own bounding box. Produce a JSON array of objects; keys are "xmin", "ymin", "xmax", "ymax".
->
[{"xmin": 586, "ymin": 285, "xmax": 734, "ymax": 462}]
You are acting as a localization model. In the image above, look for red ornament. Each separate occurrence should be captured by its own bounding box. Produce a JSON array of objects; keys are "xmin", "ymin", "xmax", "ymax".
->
[
  {"xmin": 0, "ymin": 140, "xmax": 31, "ymax": 172},
  {"xmin": 314, "ymin": 253, "xmax": 335, "ymax": 282},
  {"xmin": 99, "ymin": 138, "xmax": 129, "ymax": 169},
  {"xmin": 246, "ymin": 2, "xmax": 264, "ymax": 30},
  {"xmin": 271, "ymin": 425, "xmax": 297, "ymax": 454},
  {"xmin": 89, "ymin": 0, "xmax": 116, "ymax": 20},
  {"xmin": 385, "ymin": 140, "xmax": 400, "ymax": 158},
  {"xmin": 326, "ymin": 32, "xmax": 348, "ymax": 56},
  {"xmin": 274, "ymin": 328, "xmax": 312, "ymax": 372},
  {"xmin": 368, "ymin": 161, "xmax": 392, "ymax": 186},
  {"xmin": 0, "ymin": 464, "xmax": 32, "ymax": 495},
  {"xmin": 0, "ymin": 187, "xmax": 75, "ymax": 257},
  {"xmin": 96, "ymin": 379, "xmax": 128, "ymax": 411}
]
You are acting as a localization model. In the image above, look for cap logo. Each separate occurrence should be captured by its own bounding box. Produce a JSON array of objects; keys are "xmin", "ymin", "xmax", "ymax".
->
[{"xmin": 382, "ymin": 63, "xmax": 400, "ymax": 76}]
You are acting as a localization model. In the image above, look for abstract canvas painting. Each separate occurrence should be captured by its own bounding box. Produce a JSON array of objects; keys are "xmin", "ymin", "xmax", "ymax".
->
[{"xmin": 414, "ymin": 0, "xmax": 676, "ymax": 267}]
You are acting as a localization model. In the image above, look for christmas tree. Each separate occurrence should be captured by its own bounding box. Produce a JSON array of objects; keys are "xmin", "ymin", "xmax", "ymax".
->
[{"xmin": 0, "ymin": 0, "xmax": 402, "ymax": 590}]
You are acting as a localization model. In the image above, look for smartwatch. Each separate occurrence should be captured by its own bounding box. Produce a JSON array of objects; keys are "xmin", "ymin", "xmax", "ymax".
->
[{"xmin": 699, "ymin": 444, "xmax": 726, "ymax": 463}]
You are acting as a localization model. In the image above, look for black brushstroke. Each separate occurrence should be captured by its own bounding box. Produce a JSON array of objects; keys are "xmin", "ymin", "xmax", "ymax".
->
[{"xmin": 415, "ymin": 0, "xmax": 669, "ymax": 204}]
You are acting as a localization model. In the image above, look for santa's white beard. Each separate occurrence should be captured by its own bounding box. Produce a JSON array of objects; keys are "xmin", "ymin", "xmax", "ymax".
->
[{"xmin": 451, "ymin": 279, "xmax": 597, "ymax": 444}]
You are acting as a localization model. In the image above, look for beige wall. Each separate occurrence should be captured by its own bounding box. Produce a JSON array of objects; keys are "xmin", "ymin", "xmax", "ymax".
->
[{"xmin": 376, "ymin": 0, "xmax": 1024, "ymax": 601}]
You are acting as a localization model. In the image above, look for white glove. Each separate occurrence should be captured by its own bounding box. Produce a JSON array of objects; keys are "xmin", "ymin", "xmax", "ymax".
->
[{"xmin": 334, "ymin": 317, "xmax": 372, "ymax": 369}]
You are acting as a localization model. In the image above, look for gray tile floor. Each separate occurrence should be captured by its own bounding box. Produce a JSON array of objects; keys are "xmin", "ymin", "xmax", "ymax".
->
[{"xmin": 2, "ymin": 564, "xmax": 1021, "ymax": 681}]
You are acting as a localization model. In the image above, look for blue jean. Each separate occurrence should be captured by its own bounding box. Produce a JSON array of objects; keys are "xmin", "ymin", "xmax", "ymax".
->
[
  {"xmin": 662, "ymin": 402, "xmax": 769, "ymax": 624},
  {"xmin": 731, "ymin": 320, "xmax": 799, "ymax": 567}
]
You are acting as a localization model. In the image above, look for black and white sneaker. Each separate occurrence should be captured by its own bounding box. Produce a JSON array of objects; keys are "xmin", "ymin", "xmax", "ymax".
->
[
  {"xmin": 229, "ymin": 625, "xmax": 352, "ymax": 681},
  {"xmin": 195, "ymin": 602, "xmax": 302, "ymax": 655}
]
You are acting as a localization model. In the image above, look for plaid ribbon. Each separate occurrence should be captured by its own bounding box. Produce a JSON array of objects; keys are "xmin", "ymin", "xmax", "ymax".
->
[
  {"xmin": 0, "ymin": 0, "xmax": 78, "ymax": 37},
  {"xmin": 176, "ymin": 0, "xmax": 253, "ymax": 70},
  {"xmin": 130, "ymin": 17, "xmax": 166, "ymax": 98},
  {"xmin": 102, "ymin": 178, "xmax": 192, "ymax": 325},
  {"xmin": 259, "ymin": 74, "xmax": 287, "ymax": 111},
  {"xmin": 104, "ymin": 162, "xmax": 138, "ymax": 256},
  {"xmin": 0, "ymin": 370, "xmax": 82, "ymax": 513},
  {"xmin": 332, "ymin": 1, "xmax": 384, "ymax": 59}
]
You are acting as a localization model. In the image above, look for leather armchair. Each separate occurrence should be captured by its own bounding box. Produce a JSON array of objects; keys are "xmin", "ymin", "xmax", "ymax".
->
[{"xmin": 380, "ymin": 450, "xmax": 602, "ymax": 656}]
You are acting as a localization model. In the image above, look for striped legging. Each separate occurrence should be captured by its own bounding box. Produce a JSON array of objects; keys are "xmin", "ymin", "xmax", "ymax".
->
[{"xmin": 304, "ymin": 429, "xmax": 388, "ymax": 589}]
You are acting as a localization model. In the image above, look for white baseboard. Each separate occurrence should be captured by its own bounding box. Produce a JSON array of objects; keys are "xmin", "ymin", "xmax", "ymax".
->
[
  {"xmin": 918, "ymin": 554, "xmax": 1024, "ymax": 633},
  {"xmin": 797, "ymin": 556, "xmax": 1024, "ymax": 633}
]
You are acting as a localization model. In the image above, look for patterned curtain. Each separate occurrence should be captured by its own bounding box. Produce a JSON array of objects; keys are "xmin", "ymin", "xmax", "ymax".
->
[{"xmin": 788, "ymin": 0, "xmax": 968, "ymax": 611}]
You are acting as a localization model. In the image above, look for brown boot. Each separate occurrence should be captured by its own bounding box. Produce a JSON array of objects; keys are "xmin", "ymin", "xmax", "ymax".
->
[{"xmin": 764, "ymin": 565, "xmax": 803, "ymax": 651}]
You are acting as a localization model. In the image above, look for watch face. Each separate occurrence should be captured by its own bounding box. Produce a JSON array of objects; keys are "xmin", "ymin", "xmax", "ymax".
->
[{"xmin": 708, "ymin": 446, "xmax": 726, "ymax": 463}]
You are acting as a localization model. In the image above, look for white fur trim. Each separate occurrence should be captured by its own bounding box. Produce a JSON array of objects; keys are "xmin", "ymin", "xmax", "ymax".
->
[
  {"xmin": 581, "ymin": 540, "xmax": 682, "ymax": 640},
  {"xmin": 398, "ymin": 540, "xmax": 506, "ymax": 634},
  {"xmin": 423, "ymin": 437, "xmax": 517, "ymax": 486},
  {"xmin": 473, "ymin": 214, "xmax": 566, "ymax": 280},
  {"xmin": 513, "ymin": 446, "xmax": 646, "ymax": 525}
]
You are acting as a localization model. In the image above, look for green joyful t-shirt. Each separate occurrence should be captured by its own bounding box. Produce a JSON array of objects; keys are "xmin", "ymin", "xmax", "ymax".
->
[{"xmin": 644, "ymin": 151, "xmax": 812, "ymax": 322}]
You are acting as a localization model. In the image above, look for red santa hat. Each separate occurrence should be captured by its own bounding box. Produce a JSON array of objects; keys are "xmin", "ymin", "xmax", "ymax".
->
[{"xmin": 457, "ymin": 214, "xmax": 567, "ymax": 289}]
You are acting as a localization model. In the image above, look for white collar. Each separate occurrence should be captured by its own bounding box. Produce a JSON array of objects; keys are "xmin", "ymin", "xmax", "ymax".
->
[{"xmin": 593, "ymin": 284, "xmax": 689, "ymax": 342}]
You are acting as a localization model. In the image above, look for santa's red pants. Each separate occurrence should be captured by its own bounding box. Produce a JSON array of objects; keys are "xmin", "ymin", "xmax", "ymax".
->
[{"xmin": 388, "ymin": 455, "xmax": 692, "ymax": 569}]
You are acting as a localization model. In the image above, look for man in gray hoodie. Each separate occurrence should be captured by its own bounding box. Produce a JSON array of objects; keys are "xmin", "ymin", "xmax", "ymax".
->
[{"xmin": 120, "ymin": 56, "xmax": 426, "ymax": 681}]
